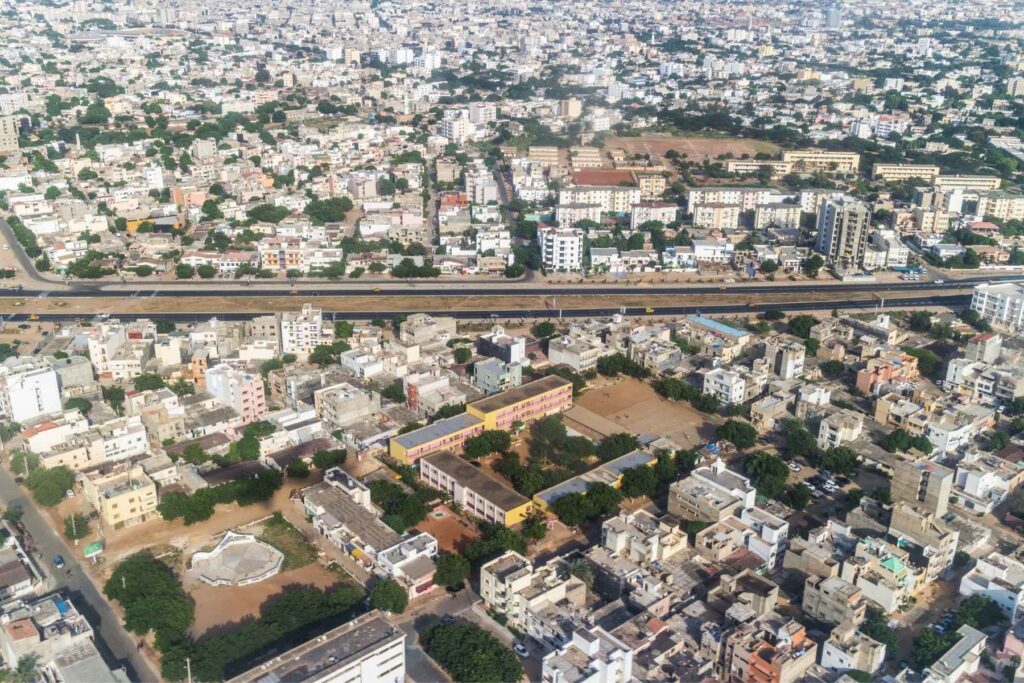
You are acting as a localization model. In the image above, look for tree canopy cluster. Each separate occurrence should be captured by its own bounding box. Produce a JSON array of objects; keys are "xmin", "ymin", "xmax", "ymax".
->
[
  {"xmin": 421, "ymin": 622, "xmax": 523, "ymax": 683},
  {"xmin": 157, "ymin": 469, "xmax": 282, "ymax": 525}
]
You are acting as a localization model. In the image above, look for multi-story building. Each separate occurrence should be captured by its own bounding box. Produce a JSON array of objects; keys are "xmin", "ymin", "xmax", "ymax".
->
[
  {"xmin": 398, "ymin": 313, "xmax": 457, "ymax": 345},
  {"xmin": 692, "ymin": 203, "xmax": 741, "ymax": 230},
  {"xmin": 419, "ymin": 451, "xmax": 532, "ymax": 525},
  {"xmin": 840, "ymin": 537, "xmax": 920, "ymax": 613},
  {"xmin": 667, "ymin": 460, "xmax": 756, "ymax": 522},
  {"xmin": 817, "ymin": 411, "xmax": 863, "ymax": 450},
  {"xmin": 702, "ymin": 365, "xmax": 768, "ymax": 405},
  {"xmin": 542, "ymin": 627, "xmax": 634, "ymax": 683},
  {"xmin": 855, "ymin": 350, "xmax": 920, "ymax": 395},
  {"xmin": 814, "ymin": 197, "xmax": 870, "ymax": 270},
  {"xmin": 0, "ymin": 115, "xmax": 18, "ymax": 153},
  {"xmin": 923, "ymin": 625, "xmax": 986, "ymax": 683},
  {"xmin": 82, "ymin": 464, "xmax": 158, "ymax": 528},
  {"xmin": 959, "ymin": 552, "xmax": 1024, "ymax": 622},
  {"xmin": 389, "ymin": 413, "xmax": 484, "ymax": 464},
  {"xmin": 601, "ymin": 509, "xmax": 688, "ymax": 563},
  {"xmin": 871, "ymin": 163, "xmax": 941, "ymax": 182},
  {"xmin": 802, "ymin": 575, "xmax": 867, "ymax": 625},
  {"xmin": 205, "ymin": 363, "xmax": 267, "ymax": 424},
  {"xmin": 548, "ymin": 334, "xmax": 608, "ymax": 373},
  {"xmin": 0, "ymin": 357, "xmax": 61, "ymax": 423},
  {"xmin": 559, "ymin": 186, "xmax": 641, "ymax": 214},
  {"xmin": 314, "ymin": 382, "xmax": 381, "ymax": 428},
  {"xmin": 227, "ymin": 612, "xmax": 405, "ymax": 683},
  {"xmin": 763, "ymin": 335, "xmax": 806, "ymax": 379},
  {"xmin": 280, "ymin": 304, "xmax": 328, "ymax": 357},
  {"xmin": 473, "ymin": 358, "xmax": 523, "ymax": 396},
  {"xmin": 464, "ymin": 375, "xmax": 573, "ymax": 431},
  {"xmin": 820, "ymin": 621, "xmax": 886, "ymax": 676},
  {"xmin": 538, "ymin": 227, "xmax": 584, "ymax": 272},
  {"xmin": 782, "ymin": 149, "xmax": 860, "ymax": 172},
  {"xmin": 888, "ymin": 503, "xmax": 959, "ymax": 582},
  {"xmin": 933, "ymin": 174, "xmax": 1002, "ymax": 191},
  {"xmin": 891, "ymin": 459, "xmax": 954, "ymax": 517},
  {"xmin": 971, "ymin": 282, "xmax": 1024, "ymax": 333},
  {"xmin": 480, "ymin": 551, "xmax": 587, "ymax": 645}
]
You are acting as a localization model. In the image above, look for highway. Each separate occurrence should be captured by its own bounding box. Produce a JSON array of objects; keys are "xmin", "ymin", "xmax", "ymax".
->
[
  {"xmin": 0, "ymin": 294, "xmax": 972, "ymax": 322},
  {"xmin": 0, "ymin": 465, "xmax": 159, "ymax": 682}
]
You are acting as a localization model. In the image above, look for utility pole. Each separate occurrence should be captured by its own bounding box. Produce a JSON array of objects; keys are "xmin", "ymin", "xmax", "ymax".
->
[{"xmin": 186, "ymin": 657, "xmax": 193, "ymax": 683}]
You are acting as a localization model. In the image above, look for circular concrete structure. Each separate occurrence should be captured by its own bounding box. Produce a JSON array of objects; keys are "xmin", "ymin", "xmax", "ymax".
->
[{"xmin": 189, "ymin": 531, "xmax": 284, "ymax": 586}]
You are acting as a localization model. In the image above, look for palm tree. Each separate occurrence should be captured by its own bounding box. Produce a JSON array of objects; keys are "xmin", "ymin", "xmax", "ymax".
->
[{"xmin": 12, "ymin": 653, "xmax": 41, "ymax": 682}]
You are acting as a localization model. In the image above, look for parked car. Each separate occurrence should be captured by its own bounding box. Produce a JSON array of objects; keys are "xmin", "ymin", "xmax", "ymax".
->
[
  {"xmin": 52, "ymin": 555, "xmax": 65, "ymax": 569},
  {"xmin": 514, "ymin": 643, "xmax": 530, "ymax": 657},
  {"xmin": 787, "ymin": 462, "xmax": 801, "ymax": 473}
]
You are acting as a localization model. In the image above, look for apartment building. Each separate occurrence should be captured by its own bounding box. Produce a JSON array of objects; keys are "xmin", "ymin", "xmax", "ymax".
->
[
  {"xmin": 82, "ymin": 464, "xmax": 158, "ymax": 528},
  {"xmin": 840, "ymin": 537, "xmax": 919, "ymax": 613},
  {"xmin": 802, "ymin": 575, "xmax": 866, "ymax": 625},
  {"xmin": 205, "ymin": 363, "xmax": 267, "ymax": 424},
  {"xmin": 302, "ymin": 469, "xmax": 401, "ymax": 564},
  {"xmin": 814, "ymin": 197, "xmax": 870, "ymax": 270},
  {"xmin": 923, "ymin": 625, "xmax": 986, "ymax": 683},
  {"xmin": 419, "ymin": 451, "xmax": 532, "ymax": 525},
  {"xmin": 399, "ymin": 313, "xmax": 457, "ymax": 345},
  {"xmin": 0, "ymin": 357, "xmax": 61, "ymax": 423},
  {"xmin": 945, "ymin": 358, "xmax": 1024, "ymax": 404},
  {"xmin": 763, "ymin": 335, "xmax": 806, "ymax": 379},
  {"xmin": 548, "ymin": 335, "xmax": 608, "ymax": 372},
  {"xmin": 538, "ymin": 227, "xmax": 584, "ymax": 272},
  {"xmin": 891, "ymin": 459, "xmax": 954, "ymax": 517},
  {"xmin": 817, "ymin": 411, "xmax": 863, "ymax": 450},
  {"xmin": 0, "ymin": 115, "xmax": 18, "ymax": 152},
  {"xmin": 687, "ymin": 186, "xmax": 775, "ymax": 211},
  {"xmin": 480, "ymin": 551, "xmax": 587, "ymax": 645},
  {"xmin": 702, "ymin": 365, "xmax": 768, "ymax": 405},
  {"xmin": 888, "ymin": 503, "xmax": 959, "ymax": 582},
  {"xmin": 675, "ymin": 315, "xmax": 751, "ymax": 362},
  {"xmin": 601, "ymin": 510, "xmax": 688, "ymax": 563},
  {"xmin": 667, "ymin": 460, "xmax": 756, "ymax": 522},
  {"xmin": 820, "ymin": 621, "xmax": 886, "ymax": 676},
  {"xmin": 855, "ymin": 351, "xmax": 920, "ymax": 395},
  {"xmin": 971, "ymin": 282, "xmax": 1024, "ymax": 333},
  {"xmin": 933, "ymin": 175, "xmax": 1002, "ymax": 191},
  {"xmin": 754, "ymin": 202, "xmax": 802, "ymax": 230},
  {"xmin": 280, "ymin": 304, "xmax": 328, "ymax": 356},
  {"xmin": 542, "ymin": 627, "xmax": 634, "ymax": 683},
  {"xmin": 227, "ymin": 612, "xmax": 405, "ymax": 683},
  {"xmin": 692, "ymin": 203, "xmax": 741, "ymax": 230},
  {"xmin": 559, "ymin": 185, "xmax": 641, "ymax": 213},
  {"xmin": 959, "ymin": 552, "xmax": 1024, "ymax": 621},
  {"xmin": 314, "ymin": 382, "xmax": 381, "ymax": 428}
]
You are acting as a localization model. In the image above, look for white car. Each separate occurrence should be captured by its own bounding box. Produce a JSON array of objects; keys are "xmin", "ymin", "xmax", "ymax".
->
[
  {"xmin": 513, "ymin": 643, "xmax": 530, "ymax": 657},
  {"xmin": 934, "ymin": 279, "xmax": 944, "ymax": 284},
  {"xmin": 787, "ymin": 462, "xmax": 801, "ymax": 473}
]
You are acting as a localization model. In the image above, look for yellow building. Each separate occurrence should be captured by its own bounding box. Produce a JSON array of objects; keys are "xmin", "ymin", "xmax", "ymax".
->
[
  {"xmin": 466, "ymin": 375, "xmax": 573, "ymax": 431},
  {"xmin": 782, "ymin": 150, "xmax": 860, "ymax": 173},
  {"xmin": 81, "ymin": 464, "xmax": 158, "ymax": 528},
  {"xmin": 419, "ymin": 451, "xmax": 532, "ymax": 526},
  {"xmin": 389, "ymin": 413, "xmax": 484, "ymax": 465}
]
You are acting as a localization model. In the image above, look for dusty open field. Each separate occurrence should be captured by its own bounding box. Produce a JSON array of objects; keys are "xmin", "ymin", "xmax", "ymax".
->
[
  {"xmin": 415, "ymin": 504, "xmax": 481, "ymax": 554},
  {"xmin": 188, "ymin": 562, "xmax": 342, "ymax": 637},
  {"xmin": 575, "ymin": 377, "xmax": 719, "ymax": 450},
  {"xmin": 604, "ymin": 134, "xmax": 780, "ymax": 161}
]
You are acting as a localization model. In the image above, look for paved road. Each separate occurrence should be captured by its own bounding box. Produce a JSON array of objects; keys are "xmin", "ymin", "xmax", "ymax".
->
[
  {"xmin": 0, "ymin": 466, "xmax": 159, "ymax": 682},
  {"xmin": 394, "ymin": 588, "xmax": 475, "ymax": 683},
  {"xmin": 0, "ymin": 293, "xmax": 974, "ymax": 323}
]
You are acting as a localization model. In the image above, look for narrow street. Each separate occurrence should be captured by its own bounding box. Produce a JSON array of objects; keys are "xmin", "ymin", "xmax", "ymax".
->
[{"xmin": 0, "ymin": 465, "xmax": 160, "ymax": 681}]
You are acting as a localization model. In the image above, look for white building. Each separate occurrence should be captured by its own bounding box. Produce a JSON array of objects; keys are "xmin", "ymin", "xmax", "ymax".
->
[
  {"xmin": 959, "ymin": 553, "xmax": 1024, "ymax": 622},
  {"xmin": 539, "ymin": 227, "xmax": 583, "ymax": 272},
  {"xmin": 280, "ymin": 304, "xmax": 328, "ymax": 357},
  {"xmin": 542, "ymin": 627, "xmax": 634, "ymax": 683},
  {"xmin": 971, "ymin": 282, "xmax": 1024, "ymax": 333},
  {"xmin": 0, "ymin": 357, "xmax": 62, "ymax": 424},
  {"xmin": 205, "ymin": 363, "xmax": 268, "ymax": 424}
]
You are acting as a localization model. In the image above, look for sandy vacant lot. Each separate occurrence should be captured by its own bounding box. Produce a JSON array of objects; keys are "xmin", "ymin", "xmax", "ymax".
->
[
  {"xmin": 575, "ymin": 377, "xmax": 719, "ymax": 450},
  {"xmin": 604, "ymin": 134, "xmax": 779, "ymax": 161},
  {"xmin": 189, "ymin": 563, "xmax": 343, "ymax": 637}
]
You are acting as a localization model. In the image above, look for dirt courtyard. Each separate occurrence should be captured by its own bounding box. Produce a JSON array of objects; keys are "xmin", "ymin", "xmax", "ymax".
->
[
  {"xmin": 574, "ymin": 377, "xmax": 719, "ymax": 450},
  {"xmin": 603, "ymin": 134, "xmax": 779, "ymax": 161},
  {"xmin": 415, "ymin": 504, "xmax": 481, "ymax": 554},
  {"xmin": 188, "ymin": 563, "xmax": 343, "ymax": 637}
]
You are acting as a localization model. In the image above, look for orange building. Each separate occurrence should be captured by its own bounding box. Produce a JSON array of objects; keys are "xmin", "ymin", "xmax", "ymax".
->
[{"xmin": 855, "ymin": 351, "xmax": 919, "ymax": 395}]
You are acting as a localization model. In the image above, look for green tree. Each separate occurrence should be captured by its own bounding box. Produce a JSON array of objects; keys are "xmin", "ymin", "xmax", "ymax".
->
[
  {"xmin": 861, "ymin": 608, "xmax": 897, "ymax": 654},
  {"xmin": 369, "ymin": 579, "xmax": 408, "ymax": 614},
  {"xmin": 312, "ymin": 448, "xmax": 347, "ymax": 470},
  {"xmin": 103, "ymin": 552, "xmax": 194, "ymax": 643},
  {"xmin": 64, "ymin": 397, "xmax": 92, "ymax": 415},
  {"xmin": 802, "ymin": 254, "xmax": 825, "ymax": 277},
  {"xmin": 911, "ymin": 629, "xmax": 954, "ymax": 670},
  {"xmin": 716, "ymin": 420, "xmax": 758, "ymax": 449},
  {"xmin": 102, "ymin": 386, "xmax": 125, "ymax": 412},
  {"xmin": 63, "ymin": 513, "xmax": 90, "ymax": 540},
  {"xmin": 595, "ymin": 433, "xmax": 640, "ymax": 461},
  {"xmin": 133, "ymin": 374, "xmax": 166, "ymax": 391},
  {"xmin": 620, "ymin": 465, "xmax": 658, "ymax": 499},
  {"xmin": 420, "ymin": 623, "xmax": 523, "ymax": 683},
  {"xmin": 463, "ymin": 431, "xmax": 512, "ymax": 459},
  {"xmin": 787, "ymin": 315, "xmax": 817, "ymax": 339},
  {"xmin": 196, "ymin": 264, "xmax": 216, "ymax": 279},
  {"xmin": 433, "ymin": 554, "xmax": 470, "ymax": 589},
  {"xmin": 781, "ymin": 419, "xmax": 816, "ymax": 459},
  {"xmin": 819, "ymin": 360, "xmax": 845, "ymax": 378},
  {"xmin": 453, "ymin": 347, "xmax": 472, "ymax": 364},
  {"xmin": 285, "ymin": 459, "xmax": 310, "ymax": 478},
  {"xmin": 532, "ymin": 321, "xmax": 557, "ymax": 338},
  {"xmin": 820, "ymin": 446, "xmax": 859, "ymax": 476},
  {"xmin": 955, "ymin": 595, "xmax": 1006, "ymax": 630},
  {"xmin": 25, "ymin": 466, "xmax": 76, "ymax": 506},
  {"xmin": 744, "ymin": 451, "xmax": 789, "ymax": 499}
]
